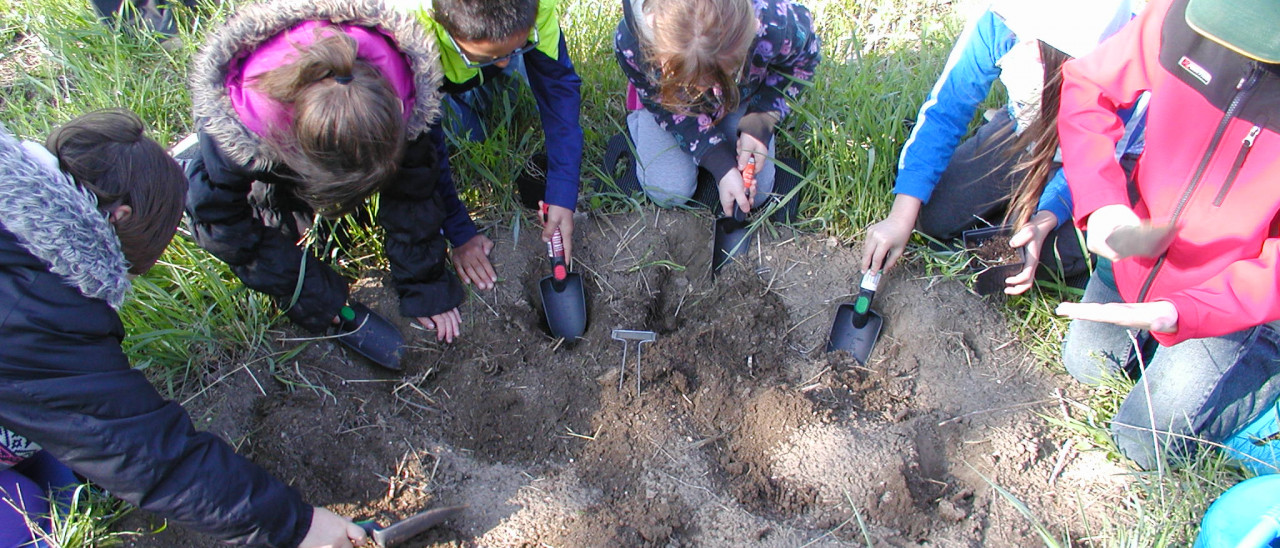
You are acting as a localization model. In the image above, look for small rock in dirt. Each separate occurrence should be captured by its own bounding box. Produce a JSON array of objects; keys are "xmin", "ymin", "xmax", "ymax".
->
[
  {"xmin": 937, "ymin": 499, "xmax": 967, "ymax": 523},
  {"xmin": 596, "ymin": 368, "xmax": 621, "ymax": 387},
  {"xmin": 670, "ymin": 370, "xmax": 689, "ymax": 394}
]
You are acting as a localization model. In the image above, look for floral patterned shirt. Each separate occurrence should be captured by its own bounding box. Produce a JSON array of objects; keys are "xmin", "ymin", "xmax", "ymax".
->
[{"xmin": 614, "ymin": 0, "xmax": 821, "ymax": 178}]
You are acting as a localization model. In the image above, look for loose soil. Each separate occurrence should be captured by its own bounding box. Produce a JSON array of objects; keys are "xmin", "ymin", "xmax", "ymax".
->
[
  {"xmin": 971, "ymin": 237, "xmax": 1020, "ymax": 268},
  {"xmin": 123, "ymin": 209, "xmax": 1134, "ymax": 547}
]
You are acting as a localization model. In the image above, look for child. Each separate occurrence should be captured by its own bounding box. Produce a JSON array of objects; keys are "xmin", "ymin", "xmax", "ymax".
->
[
  {"xmin": 860, "ymin": 0, "xmax": 1141, "ymax": 295},
  {"xmin": 1056, "ymin": 0, "xmax": 1280, "ymax": 470},
  {"xmin": 614, "ymin": 0, "xmax": 821, "ymax": 217},
  {"xmin": 186, "ymin": 0, "xmax": 467, "ymax": 344},
  {"xmin": 390, "ymin": 0, "xmax": 585, "ymax": 273},
  {"xmin": 0, "ymin": 110, "xmax": 366, "ymax": 547}
]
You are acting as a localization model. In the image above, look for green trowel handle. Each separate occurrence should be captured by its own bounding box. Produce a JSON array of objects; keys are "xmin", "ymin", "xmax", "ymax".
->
[{"xmin": 851, "ymin": 289, "xmax": 876, "ymax": 328}]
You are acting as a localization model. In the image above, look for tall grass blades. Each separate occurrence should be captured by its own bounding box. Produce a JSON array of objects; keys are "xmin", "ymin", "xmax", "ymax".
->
[{"xmin": 120, "ymin": 233, "xmax": 278, "ymax": 397}]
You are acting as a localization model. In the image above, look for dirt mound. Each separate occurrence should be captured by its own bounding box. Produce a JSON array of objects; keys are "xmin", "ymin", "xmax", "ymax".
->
[{"xmin": 124, "ymin": 209, "xmax": 1133, "ymax": 547}]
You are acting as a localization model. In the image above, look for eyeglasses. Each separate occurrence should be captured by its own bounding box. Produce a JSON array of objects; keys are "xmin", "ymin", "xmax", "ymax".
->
[{"xmin": 447, "ymin": 27, "xmax": 539, "ymax": 69}]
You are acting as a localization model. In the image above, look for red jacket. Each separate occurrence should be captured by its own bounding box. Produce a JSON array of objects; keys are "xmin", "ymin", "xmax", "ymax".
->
[{"xmin": 1059, "ymin": 0, "xmax": 1280, "ymax": 345}]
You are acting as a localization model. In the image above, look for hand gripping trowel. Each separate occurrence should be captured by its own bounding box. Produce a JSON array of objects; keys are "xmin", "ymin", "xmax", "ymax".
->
[
  {"xmin": 539, "ymin": 203, "xmax": 587, "ymax": 339},
  {"xmin": 825, "ymin": 271, "xmax": 884, "ymax": 364},
  {"xmin": 358, "ymin": 505, "xmax": 465, "ymax": 546},
  {"xmin": 712, "ymin": 157, "xmax": 756, "ymax": 274}
]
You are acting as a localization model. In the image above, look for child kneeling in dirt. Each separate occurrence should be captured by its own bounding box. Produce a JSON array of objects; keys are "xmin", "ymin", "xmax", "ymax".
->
[
  {"xmin": 1055, "ymin": 0, "xmax": 1280, "ymax": 470},
  {"xmin": 860, "ymin": 0, "xmax": 1141, "ymax": 295},
  {"xmin": 0, "ymin": 111, "xmax": 366, "ymax": 547},
  {"xmin": 391, "ymin": 0, "xmax": 586, "ymax": 278},
  {"xmin": 186, "ymin": 0, "xmax": 467, "ymax": 347},
  {"xmin": 614, "ymin": 0, "xmax": 821, "ymax": 218}
]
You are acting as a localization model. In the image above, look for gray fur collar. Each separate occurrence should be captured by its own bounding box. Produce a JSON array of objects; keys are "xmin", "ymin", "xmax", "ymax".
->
[
  {"xmin": 0, "ymin": 127, "xmax": 130, "ymax": 308},
  {"xmin": 189, "ymin": 0, "xmax": 443, "ymax": 169}
]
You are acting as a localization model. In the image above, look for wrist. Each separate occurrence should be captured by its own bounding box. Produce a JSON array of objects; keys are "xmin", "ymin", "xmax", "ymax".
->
[{"xmin": 887, "ymin": 195, "xmax": 923, "ymax": 223}]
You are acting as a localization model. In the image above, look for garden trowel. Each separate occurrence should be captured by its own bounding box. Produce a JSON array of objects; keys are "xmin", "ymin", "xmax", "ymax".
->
[
  {"xmin": 335, "ymin": 302, "xmax": 404, "ymax": 370},
  {"xmin": 826, "ymin": 270, "xmax": 884, "ymax": 364},
  {"xmin": 712, "ymin": 158, "xmax": 756, "ymax": 274},
  {"xmin": 358, "ymin": 505, "xmax": 465, "ymax": 546},
  {"xmin": 539, "ymin": 203, "xmax": 587, "ymax": 339}
]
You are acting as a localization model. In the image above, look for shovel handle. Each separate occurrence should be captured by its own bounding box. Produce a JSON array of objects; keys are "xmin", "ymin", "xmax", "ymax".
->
[
  {"xmin": 541, "ymin": 202, "xmax": 568, "ymax": 281},
  {"xmin": 549, "ymin": 230, "xmax": 568, "ymax": 281},
  {"xmin": 737, "ymin": 157, "xmax": 756, "ymax": 220}
]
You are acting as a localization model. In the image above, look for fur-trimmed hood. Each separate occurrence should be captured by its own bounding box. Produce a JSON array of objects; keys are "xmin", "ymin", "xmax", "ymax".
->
[
  {"xmin": 189, "ymin": 0, "xmax": 443, "ymax": 170},
  {"xmin": 0, "ymin": 126, "xmax": 130, "ymax": 308}
]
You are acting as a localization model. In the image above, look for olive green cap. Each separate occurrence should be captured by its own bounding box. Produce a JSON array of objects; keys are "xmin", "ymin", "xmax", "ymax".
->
[{"xmin": 1186, "ymin": 0, "xmax": 1280, "ymax": 63}]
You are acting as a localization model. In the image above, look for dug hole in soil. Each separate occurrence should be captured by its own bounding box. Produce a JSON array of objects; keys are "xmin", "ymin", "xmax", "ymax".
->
[{"xmin": 124, "ymin": 209, "xmax": 1132, "ymax": 547}]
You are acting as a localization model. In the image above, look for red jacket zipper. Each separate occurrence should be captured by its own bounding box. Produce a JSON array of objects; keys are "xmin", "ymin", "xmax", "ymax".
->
[
  {"xmin": 1137, "ymin": 64, "xmax": 1262, "ymax": 302},
  {"xmin": 1212, "ymin": 124, "xmax": 1262, "ymax": 207}
]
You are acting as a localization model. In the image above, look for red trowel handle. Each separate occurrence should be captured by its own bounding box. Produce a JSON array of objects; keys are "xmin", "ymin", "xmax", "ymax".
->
[{"xmin": 541, "ymin": 202, "xmax": 568, "ymax": 281}]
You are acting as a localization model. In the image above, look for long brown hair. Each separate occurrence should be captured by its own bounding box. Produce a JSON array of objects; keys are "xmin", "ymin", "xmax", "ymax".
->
[
  {"xmin": 644, "ymin": 0, "xmax": 756, "ymax": 123},
  {"xmin": 45, "ymin": 109, "xmax": 187, "ymax": 275},
  {"xmin": 1005, "ymin": 41, "xmax": 1071, "ymax": 230},
  {"xmin": 253, "ymin": 31, "xmax": 405, "ymax": 218}
]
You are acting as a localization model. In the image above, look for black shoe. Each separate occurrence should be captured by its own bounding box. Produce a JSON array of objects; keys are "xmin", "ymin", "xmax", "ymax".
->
[
  {"xmin": 514, "ymin": 153, "xmax": 548, "ymax": 210},
  {"xmin": 601, "ymin": 132, "xmax": 643, "ymax": 197},
  {"xmin": 691, "ymin": 168, "xmax": 719, "ymax": 210},
  {"xmin": 767, "ymin": 156, "xmax": 805, "ymax": 223},
  {"xmin": 333, "ymin": 302, "xmax": 404, "ymax": 370}
]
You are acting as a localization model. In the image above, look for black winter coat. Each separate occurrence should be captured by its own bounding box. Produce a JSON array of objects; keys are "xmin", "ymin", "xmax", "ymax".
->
[
  {"xmin": 186, "ymin": 125, "xmax": 465, "ymax": 332},
  {"xmin": 0, "ymin": 128, "xmax": 312, "ymax": 546},
  {"xmin": 185, "ymin": 0, "xmax": 465, "ymax": 332}
]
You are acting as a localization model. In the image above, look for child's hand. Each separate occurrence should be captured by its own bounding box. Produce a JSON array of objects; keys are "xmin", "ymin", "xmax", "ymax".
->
[
  {"xmin": 542, "ymin": 204, "xmax": 575, "ymax": 264},
  {"xmin": 299, "ymin": 507, "xmax": 367, "ymax": 548},
  {"xmin": 1056, "ymin": 300, "xmax": 1178, "ymax": 333},
  {"xmin": 736, "ymin": 132, "xmax": 769, "ymax": 182},
  {"xmin": 451, "ymin": 234, "xmax": 496, "ymax": 290},
  {"xmin": 1004, "ymin": 210, "xmax": 1057, "ymax": 295},
  {"xmin": 1084, "ymin": 204, "xmax": 1142, "ymax": 261},
  {"xmin": 417, "ymin": 308, "xmax": 462, "ymax": 343},
  {"xmin": 861, "ymin": 195, "xmax": 922, "ymax": 273},
  {"xmin": 717, "ymin": 168, "xmax": 750, "ymax": 216}
]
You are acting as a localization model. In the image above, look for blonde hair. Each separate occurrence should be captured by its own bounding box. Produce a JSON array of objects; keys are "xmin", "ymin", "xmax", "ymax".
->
[
  {"xmin": 643, "ymin": 0, "xmax": 756, "ymax": 122},
  {"xmin": 252, "ymin": 31, "xmax": 405, "ymax": 218}
]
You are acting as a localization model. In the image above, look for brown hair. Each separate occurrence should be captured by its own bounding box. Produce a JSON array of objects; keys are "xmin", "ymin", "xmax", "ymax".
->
[
  {"xmin": 45, "ymin": 109, "xmax": 187, "ymax": 275},
  {"xmin": 644, "ymin": 0, "xmax": 756, "ymax": 122},
  {"xmin": 252, "ymin": 31, "xmax": 405, "ymax": 218},
  {"xmin": 1005, "ymin": 41, "xmax": 1072, "ymax": 230}
]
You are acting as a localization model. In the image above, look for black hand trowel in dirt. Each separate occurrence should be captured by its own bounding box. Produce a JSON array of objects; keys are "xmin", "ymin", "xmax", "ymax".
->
[
  {"xmin": 826, "ymin": 270, "xmax": 885, "ymax": 364},
  {"xmin": 334, "ymin": 301, "xmax": 404, "ymax": 370},
  {"xmin": 358, "ymin": 505, "xmax": 465, "ymax": 547},
  {"xmin": 712, "ymin": 158, "xmax": 756, "ymax": 274},
  {"xmin": 539, "ymin": 203, "xmax": 587, "ymax": 339}
]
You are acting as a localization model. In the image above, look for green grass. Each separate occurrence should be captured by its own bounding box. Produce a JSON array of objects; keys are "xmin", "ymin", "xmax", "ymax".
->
[{"xmin": 0, "ymin": 0, "xmax": 1255, "ymax": 546}]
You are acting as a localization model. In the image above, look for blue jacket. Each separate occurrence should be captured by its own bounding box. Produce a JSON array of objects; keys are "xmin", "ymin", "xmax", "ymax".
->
[
  {"xmin": 406, "ymin": 0, "xmax": 583, "ymax": 244},
  {"xmin": 896, "ymin": 8, "xmax": 1146, "ymax": 227},
  {"xmin": 0, "ymin": 128, "xmax": 311, "ymax": 547}
]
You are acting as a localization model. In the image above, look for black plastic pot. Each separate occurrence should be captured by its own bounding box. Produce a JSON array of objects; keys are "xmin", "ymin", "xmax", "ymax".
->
[{"xmin": 962, "ymin": 225, "xmax": 1027, "ymax": 296}]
